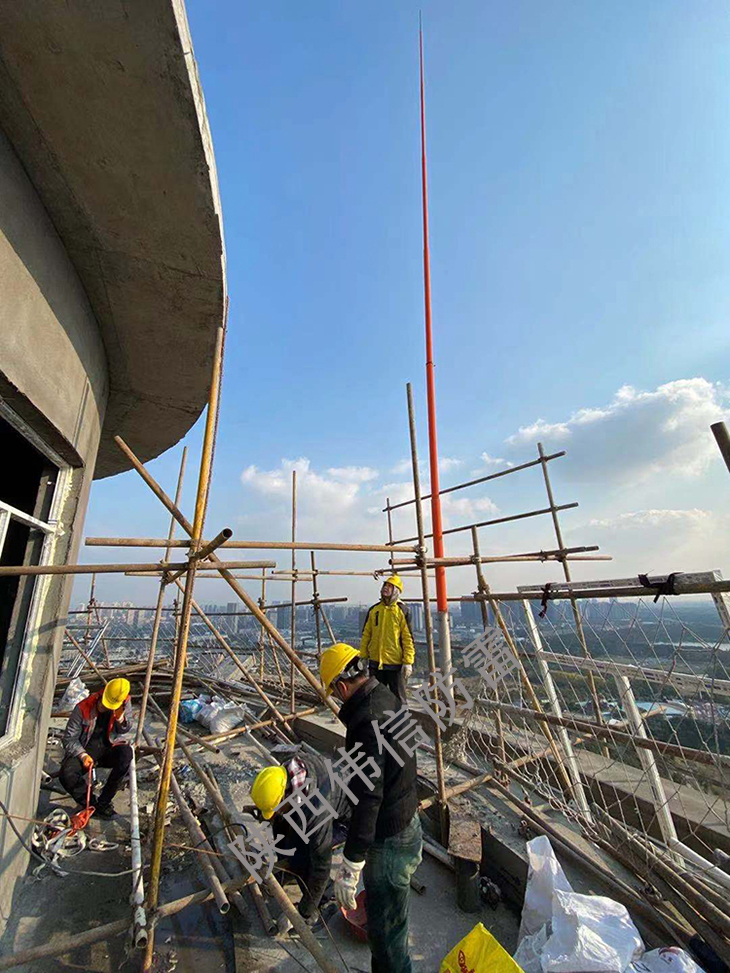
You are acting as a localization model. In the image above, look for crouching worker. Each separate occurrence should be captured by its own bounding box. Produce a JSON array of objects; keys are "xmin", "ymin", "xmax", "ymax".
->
[
  {"xmin": 321, "ymin": 643, "xmax": 422, "ymax": 973},
  {"xmin": 60, "ymin": 678, "xmax": 133, "ymax": 819},
  {"xmin": 251, "ymin": 751, "xmax": 347, "ymax": 929}
]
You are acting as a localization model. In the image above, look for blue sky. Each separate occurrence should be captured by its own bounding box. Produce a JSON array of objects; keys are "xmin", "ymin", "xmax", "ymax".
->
[{"xmin": 76, "ymin": 1, "xmax": 730, "ymax": 608}]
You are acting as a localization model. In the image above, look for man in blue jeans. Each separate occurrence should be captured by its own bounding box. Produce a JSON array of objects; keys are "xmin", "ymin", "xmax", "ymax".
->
[{"xmin": 321, "ymin": 643, "xmax": 423, "ymax": 973}]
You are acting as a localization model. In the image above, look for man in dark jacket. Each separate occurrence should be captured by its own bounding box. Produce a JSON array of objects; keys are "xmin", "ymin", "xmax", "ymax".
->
[
  {"xmin": 320, "ymin": 643, "xmax": 422, "ymax": 973},
  {"xmin": 60, "ymin": 677, "xmax": 133, "ymax": 818},
  {"xmin": 250, "ymin": 750, "xmax": 348, "ymax": 928}
]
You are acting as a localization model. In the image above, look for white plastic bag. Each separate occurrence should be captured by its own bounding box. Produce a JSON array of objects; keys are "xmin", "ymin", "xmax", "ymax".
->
[
  {"xmin": 513, "ymin": 925, "xmax": 549, "ymax": 973},
  {"xmin": 58, "ymin": 677, "xmax": 88, "ymax": 711},
  {"xmin": 518, "ymin": 835, "xmax": 573, "ymax": 942},
  {"xmin": 542, "ymin": 890, "xmax": 644, "ymax": 973},
  {"xmin": 208, "ymin": 701, "xmax": 251, "ymax": 735},
  {"xmin": 630, "ymin": 948, "xmax": 705, "ymax": 973},
  {"xmin": 195, "ymin": 695, "xmax": 219, "ymax": 728}
]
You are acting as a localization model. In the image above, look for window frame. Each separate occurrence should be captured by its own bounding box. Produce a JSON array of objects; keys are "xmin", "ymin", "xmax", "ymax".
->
[{"xmin": 0, "ymin": 398, "xmax": 72, "ymax": 747}]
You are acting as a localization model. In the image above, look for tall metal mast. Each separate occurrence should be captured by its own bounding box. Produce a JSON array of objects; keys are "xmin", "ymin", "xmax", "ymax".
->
[{"xmin": 419, "ymin": 24, "xmax": 453, "ymax": 685}]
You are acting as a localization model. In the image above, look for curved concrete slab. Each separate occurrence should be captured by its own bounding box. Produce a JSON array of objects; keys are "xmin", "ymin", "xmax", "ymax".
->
[{"xmin": 0, "ymin": 0, "xmax": 226, "ymax": 478}]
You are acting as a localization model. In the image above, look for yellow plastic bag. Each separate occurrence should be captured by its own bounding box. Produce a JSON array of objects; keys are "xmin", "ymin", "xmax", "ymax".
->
[{"xmin": 440, "ymin": 922, "xmax": 525, "ymax": 973}]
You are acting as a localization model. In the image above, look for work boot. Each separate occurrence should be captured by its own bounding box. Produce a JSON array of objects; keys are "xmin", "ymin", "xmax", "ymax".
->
[{"xmin": 95, "ymin": 803, "xmax": 117, "ymax": 819}]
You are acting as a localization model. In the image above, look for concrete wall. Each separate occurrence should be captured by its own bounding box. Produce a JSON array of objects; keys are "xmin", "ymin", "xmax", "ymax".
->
[
  {"xmin": 0, "ymin": 128, "xmax": 108, "ymax": 924},
  {"xmin": 0, "ymin": 0, "xmax": 226, "ymax": 479}
]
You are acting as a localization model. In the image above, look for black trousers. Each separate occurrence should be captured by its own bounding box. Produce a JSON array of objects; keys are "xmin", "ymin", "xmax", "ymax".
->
[
  {"xmin": 369, "ymin": 664, "xmax": 407, "ymax": 704},
  {"xmin": 59, "ymin": 742, "xmax": 132, "ymax": 808}
]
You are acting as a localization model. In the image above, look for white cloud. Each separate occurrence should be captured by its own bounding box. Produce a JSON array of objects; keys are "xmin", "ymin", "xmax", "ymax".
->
[
  {"xmin": 391, "ymin": 456, "xmax": 462, "ymax": 476},
  {"xmin": 505, "ymin": 378, "xmax": 729, "ymax": 483},
  {"xmin": 587, "ymin": 508, "xmax": 711, "ymax": 530},
  {"xmin": 325, "ymin": 466, "xmax": 378, "ymax": 483},
  {"xmin": 480, "ymin": 452, "xmax": 513, "ymax": 468},
  {"xmin": 576, "ymin": 507, "xmax": 728, "ymax": 578},
  {"xmin": 443, "ymin": 495, "xmax": 499, "ymax": 519},
  {"xmin": 241, "ymin": 457, "xmax": 362, "ymax": 516}
]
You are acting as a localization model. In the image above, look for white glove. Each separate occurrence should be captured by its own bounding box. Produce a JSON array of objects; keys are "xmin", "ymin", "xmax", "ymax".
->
[
  {"xmin": 403, "ymin": 664, "xmax": 413, "ymax": 683},
  {"xmin": 334, "ymin": 856, "xmax": 364, "ymax": 911}
]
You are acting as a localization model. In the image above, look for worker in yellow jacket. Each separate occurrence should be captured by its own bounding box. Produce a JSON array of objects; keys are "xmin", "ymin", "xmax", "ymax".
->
[{"xmin": 359, "ymin": 575, "xmax": 415, "ymax": 703}]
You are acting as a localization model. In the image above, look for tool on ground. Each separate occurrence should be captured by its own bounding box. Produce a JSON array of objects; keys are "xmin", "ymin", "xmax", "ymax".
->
[{"xmin": 69, "ymin": 766, "xmax": 95, "ymax": 835}]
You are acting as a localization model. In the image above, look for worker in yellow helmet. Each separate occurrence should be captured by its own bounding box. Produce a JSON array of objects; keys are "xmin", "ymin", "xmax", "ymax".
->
[
  {"xmin": 359, "ymin": 574, "xmax": 415, "ymax": 702},
  {"xmin": 250, "ymin": 751, "xmax": 349, "ymax": 931},
  {"xmin": 60, "ymin": 677, "xmax": 133, "ymax": 819},
  {"xmin": 320, "ymin": 643, "xmax": 422, "ymax": 972}
]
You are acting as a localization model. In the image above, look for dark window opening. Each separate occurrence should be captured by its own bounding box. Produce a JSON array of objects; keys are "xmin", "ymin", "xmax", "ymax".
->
[{"xmin": 0, "ymin": 415, "xmax": 58, "ymax": 736}]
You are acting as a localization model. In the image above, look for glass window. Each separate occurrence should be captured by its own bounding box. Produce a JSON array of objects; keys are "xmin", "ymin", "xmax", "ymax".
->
[{"xmin": 0, "ymin": 416, "xmax": 59, "ymax": 737}]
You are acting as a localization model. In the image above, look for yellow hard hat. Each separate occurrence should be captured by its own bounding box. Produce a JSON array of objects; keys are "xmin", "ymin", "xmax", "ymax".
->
[
  {"xmin": 251, "ymin": 765, "xmax": 287, "ymax": 819},
  {"xmin": 102, "ymin": 677, "xmax": 130, "ymax": 711},
  {"xmin": 320, "ymin": 642, "xmax": 360, "ymax": 694},
  {"xmin": 383, "ymin": 574, "xmax": 403, "ymax": 592}
]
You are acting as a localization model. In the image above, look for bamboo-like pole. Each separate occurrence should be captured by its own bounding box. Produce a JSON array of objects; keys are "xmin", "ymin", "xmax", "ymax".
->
[
  {"xmin": 258, "ymin": 568, "xmax": 266, "ymax": 680},
  {"xmin": 596, "ymin": 810, "xmax": 730, "ymax": 954},
  {"xmin": 172, "ymin": 579, "xmax": 294, "ymax": 741},
  {"xmin": 614, "ymin": 673, "xmax": 680, "ymax": 860},
  {"xmin": 164, "ymin": 526, "xmax": 234, "ymax": 584},
  {"xmin": 384, "ymin": 450, "xmax": 567, "ymax": 511},
  {"xmin": 485, "ymin": 773, "xmax": 692, "ymax": 949},
  {"xmin": 142, "ymin": 729, "xmax": 229, "ymax": 914},
  {"xmin": 65, "ymin": 629, "xmax": 108, "ymax": 685},
  {"xmin": 311, "ymin": 551, "xmax": 323, "ymax": 663},
  {"xmin": 418, "ymin": 25, "xmax": 452, "ymax": 694},
  {"xmin": 87, "ymin": 573, "xmax": 111, "ymax": 666},
  {"xmin": 711, "ymin": 420, "xmax": 730, "ymax": 475},
  {"xmin": 169, "ymin": 773, "xmax": 229, "ymax": 913},
  {"xmin": 521, "ymin": 600, "xmax": 592, "ymax": 819},
  {"xmin": 465, "ymin": 578, "xmax": 730, "ymax": 601},
  {"xmin": 419, "ymin": 741, "xmax": 557, "ymax": 811},
  {"xmin": 193, "ymin": 528, "xmax": 234, "ymax": 562},
  {"xmin": 142, "ymin": 324, "xmax": 224, "ymax": 973},
  {"xmin": 385, "ymin": 496, "xmax": 395, "ymax": 569},
  {"xmin": 480, "ymin": 699, "xmax": 730, "ymax": 770},
  {"xmin": 470, "ymin": 527, "xmax": 506, "ymax": 769},
  {"xmin": 392, "ymin": 502, "xmax": 581, "ymax": 545},
  {"xmin": 202, "ymin": 706, "xmax": 318, "ymax": 744},
  {"xmin": 0, "ymin": 561, "xmax": 255, "ymax": 577},
  {"xmin": 177, "ymin": 739, "xmax": 340, "ymax": 973},
  {"xmin": 320, "ymin": 605, "xmax": 337, "ymax": 645},
  {"xmin": 267, "ymin": 630, "xmax": 286, "ymax": 688},
  {"xmin": 0, "ymin": 876, "xmax": 257, "ymax": 972},
  {"xmin": 87, "ymin": 536, "xmax": 416, "ymax": 554},
  {"xmin": 290, "ymin": 469, "xmax": 297, "ymax": 713},
  {"xmin": 113, "ymin": 435, "xmax": 338, "ymax": 715},
  {"xmin": 391, "ymin": 544, "xmax": 606, "ymax": 567},
  {"xmin": 406, "ymin": 383, "xmax": 447, "ymax": 838},
  {"xmin": 84, "ymin": 574, "xmax": 94, "ymax": 649},
  {"xmin": 147, "ymin": 696, "xmax": 221, "ymax": 755},
  {"xmin": 483, "ymin": 584, "xmax": 575, "ymax": 797},
  {"xmin": 537, "ymin": 441, "xmax": 605, "ymax": 738},
  {"xmin": 128, "ymin": 747, "xmax": 147, "ymax": 948},
  {"xmin": 136, "ymin": 445, "xmax": 187, "ymax": 745}
]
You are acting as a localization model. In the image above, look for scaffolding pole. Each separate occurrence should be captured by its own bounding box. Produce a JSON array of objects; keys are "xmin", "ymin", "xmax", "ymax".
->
[
  {"xmin": 142, "ymin": 322, "xmax": 224, "ymax": 972},
  {"xmin": 290, "ymin": 469, "xmax": 297, "ymax": 713},
  {"xmin": 418, "ymin": 25, "xmax": 452, "ymax": 692},
  {"xmin": 136, "ymin": 445, "xmax": 187, "ymax": 745},
  {"xmin": 406, "ymin": 383, "xmax": 447, "ymax": 840}
]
